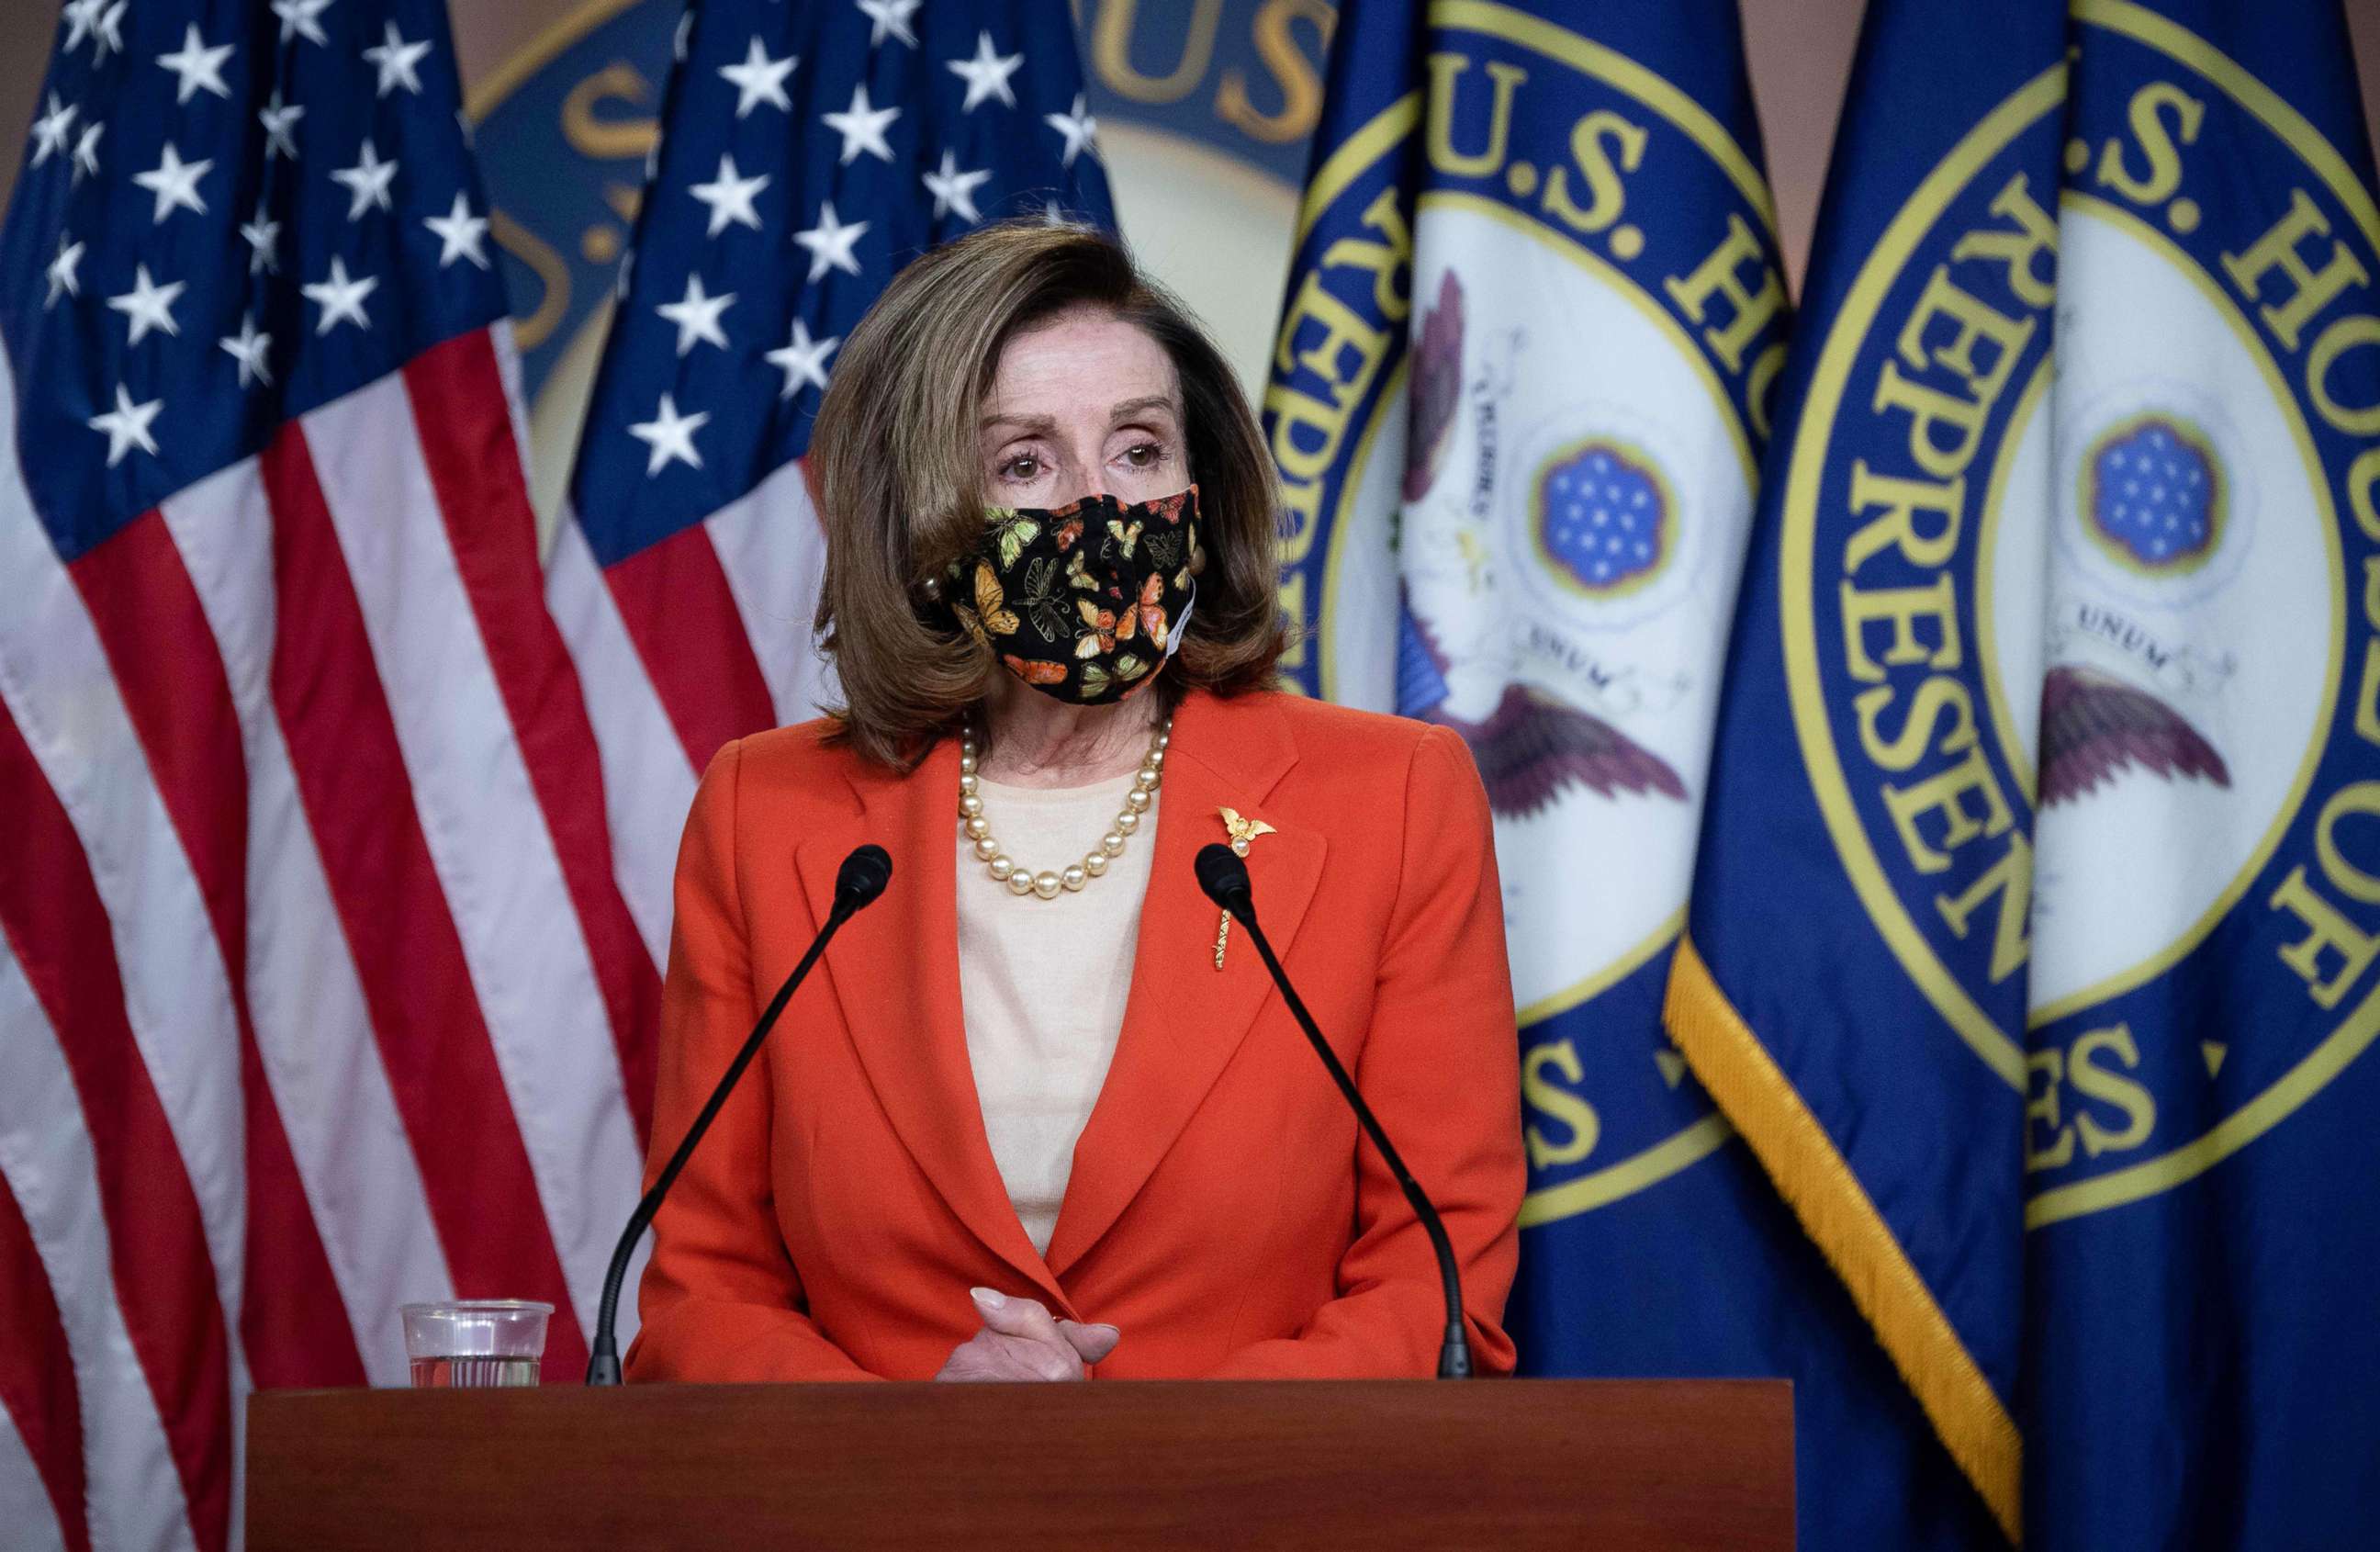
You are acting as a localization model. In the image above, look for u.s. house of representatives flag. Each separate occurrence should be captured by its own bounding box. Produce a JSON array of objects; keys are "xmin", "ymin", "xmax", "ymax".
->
[
  {"xmin": 551, "ymin": 0, "xmax": 1114, "ymax": 968},
  {"xmin": 1663, "ymin": 0, "xmax": 2060, "ymax": 1539},
  {"xmin": 1266, "ymin": 0, "xmax": 1780, "ymax": 1243},
  {"xmin": 0, "ymin": 2, "xmax": 652, "ymax": 1548},
  {"xmin": 2026, "ymin": 2, "xmax": 2380, "ymax": 1544},
  {"xmin": 1268, "ymin": 4, "xmax": 2002, "ymax": 1545},
  {"xmin": 1674, "ymin": 0, "xmax": 2380, "ymax": 1544}
]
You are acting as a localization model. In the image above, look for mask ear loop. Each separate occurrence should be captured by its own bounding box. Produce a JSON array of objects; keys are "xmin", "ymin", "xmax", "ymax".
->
[{"xmin": 1162, "ymin": 589, "xmax": 1195, "ymax": 665}]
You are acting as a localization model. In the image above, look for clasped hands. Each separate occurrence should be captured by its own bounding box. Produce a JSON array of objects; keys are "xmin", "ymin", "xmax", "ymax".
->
[{"xmin": 933, "ymin": 1286, "xmax": 1119, "ymax": 1381}]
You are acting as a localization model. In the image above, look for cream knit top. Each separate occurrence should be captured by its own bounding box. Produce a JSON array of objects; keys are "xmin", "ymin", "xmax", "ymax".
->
[{"xmin": 954, "ymin": 770, "xmax": 1159, "ymax": 1254}]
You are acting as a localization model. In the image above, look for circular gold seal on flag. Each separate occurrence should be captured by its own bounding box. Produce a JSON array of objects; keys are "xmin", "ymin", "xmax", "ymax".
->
[
  {"xmin": 1273, "ymin": 4, "xmax": 1786, "ymax": 1226},
  {"xmin": 1780, "ymin": 1, "xmax": 2380, "ymax": 1225}
]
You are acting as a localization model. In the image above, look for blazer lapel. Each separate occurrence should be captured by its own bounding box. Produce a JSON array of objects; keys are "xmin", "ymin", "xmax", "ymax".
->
[
  {"xmin": 1044, "ymin": 692, "xmax": 1326, "ymax": 1278},
  {"xmin": 792, "ymin": 737, "xmax": 1064, "ymax": 1306}
]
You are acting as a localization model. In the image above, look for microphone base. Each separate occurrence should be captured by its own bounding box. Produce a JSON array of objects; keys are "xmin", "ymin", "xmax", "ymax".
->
[
  {"xmin": 1437, "ymin": 1337, "xmax": 1473, "ymax": 1380},
  {"xmin": 586, "ymin": 1348, "xmax": 623, "ymax": 1387}
]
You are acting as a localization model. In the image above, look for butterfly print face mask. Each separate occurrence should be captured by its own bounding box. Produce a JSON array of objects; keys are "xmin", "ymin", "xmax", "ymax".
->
[{"xmin": 944, "ymin": 485, "xmax": 1201, "ymax": 705}]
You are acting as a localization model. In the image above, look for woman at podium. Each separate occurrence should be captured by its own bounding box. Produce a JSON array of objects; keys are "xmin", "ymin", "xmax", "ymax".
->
[{"xmin": 626, "ymin": 221, "xmax": 1523, "ymax": 1382}]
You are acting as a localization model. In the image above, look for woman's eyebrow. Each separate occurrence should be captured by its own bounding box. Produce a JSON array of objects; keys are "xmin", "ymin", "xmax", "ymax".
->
[{"xmin": 979, "ymin": 398, "xmax": 1179, "ymax": 433}]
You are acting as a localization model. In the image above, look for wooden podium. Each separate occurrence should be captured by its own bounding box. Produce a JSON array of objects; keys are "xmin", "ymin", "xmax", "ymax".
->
[{"xmin": 248, "ymin": 1379, "xmax": 1790, "ymax": 1549}]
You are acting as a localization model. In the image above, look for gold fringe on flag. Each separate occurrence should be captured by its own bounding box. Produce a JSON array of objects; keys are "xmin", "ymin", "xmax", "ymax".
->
[{"xmin": 1663, "ymin": 934, "xmax": 2023, "ymax": 1545}]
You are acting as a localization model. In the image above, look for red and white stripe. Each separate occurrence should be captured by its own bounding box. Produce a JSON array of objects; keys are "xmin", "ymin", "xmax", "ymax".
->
[
  {"xmin": 550, "ymin": 457, "xmax": 837, "ymax": 957},
  {"xmin": 0, "ymin": 328, "xmax": 653, "ymax": 1551}
]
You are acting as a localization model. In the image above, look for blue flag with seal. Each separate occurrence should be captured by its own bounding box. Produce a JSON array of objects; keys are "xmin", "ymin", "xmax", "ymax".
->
[
  {"xmin": 1663, "ymin": 0, "xmax": 2069, "ymax": 1542},
  {"xmin": 2026, "ymin": 2, "xmax": 2380, "ymax": 1545},
  {"xmin": 1676, "ymin": 0, "xmax": 2380, "ymax": 1543},
  {"xmin": 1267, "ymin": 2, "xmax": 2000, "ymax": 1544}
]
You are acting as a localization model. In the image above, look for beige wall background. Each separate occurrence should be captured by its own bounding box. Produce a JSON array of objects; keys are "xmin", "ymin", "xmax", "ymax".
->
[{"xmin": 8, "ymin": 0, "xmax": 2380, "ymax": 328}]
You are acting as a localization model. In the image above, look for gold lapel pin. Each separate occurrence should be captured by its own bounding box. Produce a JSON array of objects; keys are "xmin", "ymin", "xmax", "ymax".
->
[{"xmin": 1212, "ymin": 806, "xmax": 1277, "ymax": 970}]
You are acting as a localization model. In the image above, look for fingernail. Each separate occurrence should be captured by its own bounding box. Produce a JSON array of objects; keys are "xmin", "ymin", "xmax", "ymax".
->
[{"xmin": 970, "ymin": 1286, "xmax": 1005, "ymax": 1310}]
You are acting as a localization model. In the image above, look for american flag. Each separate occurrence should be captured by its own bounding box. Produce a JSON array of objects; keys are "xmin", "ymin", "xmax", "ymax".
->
[
  {"xmin": 0, "ymin": 3, "xmax": 652, "ymax": 1548},
  {"xmin": 552, "ymin": 0, "xmax": 1114, "ymax": 960}
]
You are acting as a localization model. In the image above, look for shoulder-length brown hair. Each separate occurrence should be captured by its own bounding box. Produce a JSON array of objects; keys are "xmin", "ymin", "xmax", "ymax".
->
[{"xmin": 809, "ymin": 219, "xmax": 1287, "ymax": 770}]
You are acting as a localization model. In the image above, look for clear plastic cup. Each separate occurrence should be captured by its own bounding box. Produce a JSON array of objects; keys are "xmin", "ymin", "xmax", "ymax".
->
[{"xmin": 401, "ymin": 1299, "xmax": 553, "ymax": 1388}]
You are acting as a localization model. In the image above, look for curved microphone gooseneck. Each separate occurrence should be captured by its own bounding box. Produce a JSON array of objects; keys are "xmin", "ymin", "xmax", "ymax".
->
[
  {"xmin": 1194, "ymin": 843, "xmax": 1473, "ymax": 1379},
  {"xmin": 585, "ymin": 843, "xmax": 892, "ymax": 1386}
]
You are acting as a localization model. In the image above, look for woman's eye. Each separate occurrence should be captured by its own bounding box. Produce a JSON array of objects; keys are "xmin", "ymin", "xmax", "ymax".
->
[
  {"xmin": 998, "ymin": 454, "xmax": 1041, "ymax": 481},
  {"xmin": 1121, "ymin": 442, "xmax": 1163, "ymax": 467}
]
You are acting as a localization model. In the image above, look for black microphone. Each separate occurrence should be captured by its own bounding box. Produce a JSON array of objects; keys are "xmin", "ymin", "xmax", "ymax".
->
[
  {"xmin": 1195, "ymin": 844, "xmax": 1473, "ymax": 1379},
  {"xmin": 586, "ymin": 843, "xmax": 892, "ymax": 1385}
]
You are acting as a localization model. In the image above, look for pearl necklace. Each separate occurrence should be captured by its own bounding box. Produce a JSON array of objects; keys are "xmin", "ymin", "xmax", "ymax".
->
[{"xmin": 959, "ymin": 716, "xmax": 1172, "ymax": 900}]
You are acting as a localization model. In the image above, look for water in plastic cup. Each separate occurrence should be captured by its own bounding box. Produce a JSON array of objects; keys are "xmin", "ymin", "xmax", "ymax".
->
[{"xmin": 401, "ymin": 1299, "xmax": 553, "ymax": 1388}]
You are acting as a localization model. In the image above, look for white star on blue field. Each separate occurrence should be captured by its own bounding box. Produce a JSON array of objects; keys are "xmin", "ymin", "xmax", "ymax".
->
[
  {"xmin": 1540, "ymin": 444, "xmax": 1665, "ymax": 591},
  {"xmin": 2091, "ymin": 418, "xmax": 2217, "ymax": 568}
]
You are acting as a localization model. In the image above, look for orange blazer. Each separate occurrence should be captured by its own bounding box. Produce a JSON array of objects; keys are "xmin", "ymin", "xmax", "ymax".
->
[{"xmin": 624, "ymin": 687, "xmax": 1523, "ymax": 1381}]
